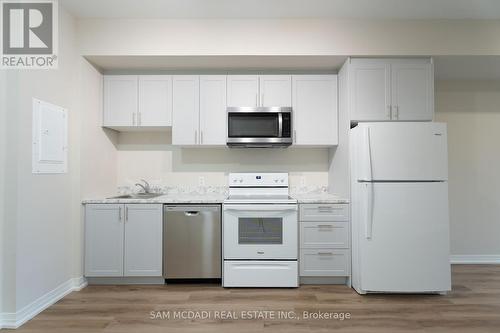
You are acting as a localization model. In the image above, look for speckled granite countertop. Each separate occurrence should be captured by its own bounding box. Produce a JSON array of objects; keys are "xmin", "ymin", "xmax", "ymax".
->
[
  {"xmin": 82, "ymin": 193, "xmax": 227, "ymax": 204},
  {"xmin": 292, "ymin": 193, "xmax": 349, "ymax": 204},
  {"xmin": 82, "ymin": 185, "xmax": 348, "ymax": 205},
  {"xmin": 82, "ymin": 193, "xmax": 348, "ymax": 205}
]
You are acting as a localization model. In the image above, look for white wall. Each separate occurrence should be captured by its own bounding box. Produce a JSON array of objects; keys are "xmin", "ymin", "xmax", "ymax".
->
[
  {"xmin": 1, "ymin": 70, "xmax": 18, "ymax": 315},
  {"xmin": 115, "ymin": 132, "xmax": 329, "ymax": 190},
  {"xmin": 11, "ymin": 6, "xmax": 81, "ymax": 310},
  {"xmin": 1, "ymin": 5, "xmax": 115, "ymax": 317},
  {"xmin": 435, "ymin": 80, "xmax": 500, "ymax": 255},
  {"xmin": 0, "ymin": 68, "xmax": 7, "ymax": 315},
  {"xmin": 77, "ymin": 18, "xmax": 500, "ymax": 56},
  {"xmin": 79, "ymin": 61, "xmax": 118, "ymax": 198}
]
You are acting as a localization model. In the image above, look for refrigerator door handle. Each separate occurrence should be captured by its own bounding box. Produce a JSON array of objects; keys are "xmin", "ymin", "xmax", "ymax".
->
[
  {"xmin": 365, "ymin": 183, "xmax": 374, "ymax": 239},
  {"xmin": 363, "ymin": 127, "xmax": 373, "ymax": 181}
]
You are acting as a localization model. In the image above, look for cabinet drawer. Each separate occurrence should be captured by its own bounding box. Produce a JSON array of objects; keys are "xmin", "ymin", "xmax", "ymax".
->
[
  {"xmin": 299, "ymin": 249, "xmax": 349, "ymax": 277},
  {"xmin": 223, "ymin": 261, "xmax": 298, "ymax": 287},
  {"xmin": 300, "ymin": 204, "xmax": 349, "ymax": 221},
  {"xmin": 300, "ymin": 222, "xmax": 349, "ymax": 249}
]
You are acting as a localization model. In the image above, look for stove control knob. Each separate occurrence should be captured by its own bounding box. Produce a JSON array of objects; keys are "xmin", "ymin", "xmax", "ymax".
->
[
  {"xmin": 239, "ymin": 179, "xmax": 243, "ymax": 183},
  {"xmin": 274, "ymin": 179, "xmax": 279, "ymax": 183},
  {"xmin": 280, "ymin": 179, "xmax": 285, "ymax": 183},
  {"xmin": 233, "ymin": 179, "xmax": 237, "ymax": 183}
]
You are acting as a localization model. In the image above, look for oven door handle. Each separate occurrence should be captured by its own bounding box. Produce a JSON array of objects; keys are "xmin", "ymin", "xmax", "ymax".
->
[{"xmin": 224, "ymin": 205, "xmax": 297, "ymax": 212}]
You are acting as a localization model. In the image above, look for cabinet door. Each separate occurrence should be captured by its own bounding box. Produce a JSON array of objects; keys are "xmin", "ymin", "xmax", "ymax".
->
[
  {"xmin": 172, "ymin": 76, "xmax": 200, "ymax": 145},
  {"xmin": 103, "ymin": 76, "xmax": 138, "ymax": 127},
  {"xmin": 391, "ymin": 62, "xmax": 433, "ymax": 121},
  {"xmin": 200, "ymin": 75, "xmax": 227, "ymax": 145},
  {"xmin": 138, "ymin": 75, "xmax": 172, "ymax": 126},
  {"xmin": 124, "ymin": 204, "xmax": 163, "ymax": 277},
  {"xmin": 85, "ymin": 204, "xmax": 124, "ymax": 277},
  {"xmin": 259, "ymin": 75, "xmax": 292, "ymax": 107},
  {"xmin": 349, "ymin": 60, "xmax": 391, "ymax": 121},
  {"xmin": 227, "ymin": 75, "xmax": 259, "ymax": 107},
  {"xmin": 292, "ymin": 75, "xmax": 338, "ymax": 146}
]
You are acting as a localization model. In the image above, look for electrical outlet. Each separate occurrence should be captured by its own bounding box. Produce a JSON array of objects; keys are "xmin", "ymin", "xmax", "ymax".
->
[
  {"xmin": 198, "ymin": 176, "xmax": 205, "ymax": 186},
  {"xmin": 300, "ymin": 176, "xmax": 306, "ymax": 187}
]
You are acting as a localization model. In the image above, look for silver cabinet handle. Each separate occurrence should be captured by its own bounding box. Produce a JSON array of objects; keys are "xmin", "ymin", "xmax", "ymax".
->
[
  {"xmin": 317, "ymin": 224, "xmax": 334, "ymax": 228},
  {"xmin": 194, "ymin": 130, "xmax": 198, "ymax": 144},
  {"xmin": 317, "ymin": 252, "xmax": 334, "ymax": 255},
  {"xmin": 394, "ymin": 106, "xmax": 399, "ymax": 120},
  {"xmin": 132, "ymin": 113, "xmax": 136, "ymax": 126},
  {"xmin": 255, "ymin": 93, "xmax": 258, "ymax": 107},
  {"xmin": 118, "ymin": 206, "xmax": 122, "ymax": 221},
  {"xmin": 386, "ymin": 105, "xmax": 391, "ymax": 119},
  {"xmin": 138, "ymin": 112, "xmax": 142, "ymax": 126},
  {"xmin": 261, "ymin": 93, "xmax": 264, "ymax": 107},
  {"xmin": 293, "ymin": 130, "xmax": 297, "ymax": 143},
  {"xmin": 125, "ymin": 206, "xmax": 128, "ymax": 222},
  {"xmin": 200, "ymin": 130, "xmax": 203, "ymax": 144}
]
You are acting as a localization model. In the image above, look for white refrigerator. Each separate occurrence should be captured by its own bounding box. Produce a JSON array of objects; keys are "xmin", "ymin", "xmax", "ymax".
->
[{"xmin": 350, "ymin": 122, "xmax": 451, "ymax": 294}]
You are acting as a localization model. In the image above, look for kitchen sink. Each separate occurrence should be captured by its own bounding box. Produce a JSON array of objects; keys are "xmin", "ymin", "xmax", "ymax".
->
[{"xmin": 107, "ymin": 193, "xmax": 163, "ymax": 199}]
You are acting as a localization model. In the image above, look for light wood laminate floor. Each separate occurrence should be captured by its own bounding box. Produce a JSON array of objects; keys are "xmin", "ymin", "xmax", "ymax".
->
[{"xmin": 12, "ymin": 265, "xmax": 500, "ymax": 332}]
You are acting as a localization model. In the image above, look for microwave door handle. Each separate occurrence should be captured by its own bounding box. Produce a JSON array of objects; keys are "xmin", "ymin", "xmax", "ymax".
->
[{"xmin": 278, "ymin": 113, "xmax": 283, "ymax": 137}]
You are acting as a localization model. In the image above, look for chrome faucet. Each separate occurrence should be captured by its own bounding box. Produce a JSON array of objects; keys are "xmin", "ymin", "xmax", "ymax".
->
[{"xmin": 135, "ymin": 179, "xmax": 151, "ymax": 193}]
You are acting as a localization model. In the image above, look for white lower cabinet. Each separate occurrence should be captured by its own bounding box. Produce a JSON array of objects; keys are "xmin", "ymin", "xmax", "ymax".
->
[
  {"xmin": 299, "ymin": 203, "xmax": 350, "ymax": 280},
  {"xmin": 123, "ymin": 204, "xmax": 163, "ymax": 276},
  {"xmin": 85, "ymin": 204, "xmax": 163, "ymax": 278},
  {"xmin": 300, "ymin": 249, "xmax": 349, "ymax": 276},
  {"xmin": 85, "ymin": 204, "xmax": 124, "ymax": 277},
  {"xmin": 300, "ymin": 222, "xmax": 349, "ymax": 248}
]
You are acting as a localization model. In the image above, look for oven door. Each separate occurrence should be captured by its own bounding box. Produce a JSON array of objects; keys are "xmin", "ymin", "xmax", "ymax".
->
[{"xmin": 223, "ymin": 204, "xmax": 298, "ymax": 260}]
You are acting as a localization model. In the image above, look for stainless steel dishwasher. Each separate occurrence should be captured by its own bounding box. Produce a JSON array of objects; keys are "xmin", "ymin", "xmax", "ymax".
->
[{"xmin": 163, "ymin": 205, "xmax": 221, "ymax": 279}]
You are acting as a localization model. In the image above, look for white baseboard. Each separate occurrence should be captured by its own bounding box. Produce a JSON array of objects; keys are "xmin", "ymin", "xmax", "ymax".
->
[
  {"xmin": 450, "ymin": 255, "xmax": 500, "ymax": 264},
  {"xmin": 0, "ymin": 276, "xmax": 87, "ymax": 329}
]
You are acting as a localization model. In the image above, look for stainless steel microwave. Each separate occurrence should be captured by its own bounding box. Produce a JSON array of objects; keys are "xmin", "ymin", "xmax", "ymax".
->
[{"xmin": 226, "ymin": 107, "xmax": 292, "ymax": 148}]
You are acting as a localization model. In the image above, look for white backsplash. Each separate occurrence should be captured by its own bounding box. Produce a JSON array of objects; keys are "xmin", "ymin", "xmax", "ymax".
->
[{"xmin": 115, "ymin": 131, "xmax": 334, "ymax": 196}]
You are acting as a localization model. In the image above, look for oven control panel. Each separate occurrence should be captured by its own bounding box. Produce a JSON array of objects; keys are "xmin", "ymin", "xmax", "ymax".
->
[{"xmin": 229, "ymin": 173, "xmax": 289, "ymax": 187}]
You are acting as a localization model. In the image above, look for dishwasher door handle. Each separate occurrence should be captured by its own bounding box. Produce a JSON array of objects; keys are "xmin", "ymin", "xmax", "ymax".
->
[{"xmin": 184, "ymin": 211, "xmax": 200, "ymax": 217}]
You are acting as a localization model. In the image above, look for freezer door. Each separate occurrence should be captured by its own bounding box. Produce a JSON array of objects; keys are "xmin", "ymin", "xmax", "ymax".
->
[
  {"xmin": 357, "ymin": 182, "xmax": 451, "ymax": 293},
  {"xmin": 352, "ymin": 122, "xmax": 448, "ymax": 181}
]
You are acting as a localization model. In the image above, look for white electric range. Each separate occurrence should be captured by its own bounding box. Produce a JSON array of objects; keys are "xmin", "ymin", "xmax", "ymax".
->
[{"xmin": 222, "ymin": 173, "xmax": 299, "ymax": 287}]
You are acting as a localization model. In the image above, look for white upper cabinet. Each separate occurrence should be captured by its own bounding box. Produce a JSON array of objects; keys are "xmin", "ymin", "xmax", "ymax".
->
[
  {"xmin": 259, "ymin": 75, "xmax": 292, "ymax": 107},
  {"xmin": 123, "ymin": 204, "xmax": 163, "ymax": 277},
  {"xmin": 391, "ymin": 62, "xmax": 434, "ymax": 121},
  {"xmin": 103, "ymin": 75, "xmax": 173, "ymax": 129},
  {"xmin": 199, "ymin": 75, "xmax": 227, "ymax": 145},
  {"xmin": 138, "ymin": 75, "xmax": 172, "ymax": 126},
  {"xmin": 172, "ymin": 76, "xmax": 200, "ymax": 145},
  {"xmin": 103, "ymin": 76, "xmax": 138, "ymax": 127},
  {"xmin": 227, "ymin": 75, "xmax": 291, "ymax": 107},
  {"xmin": 227, "ymin": 75, "xmax": 259, "ymax": 107},
  {"xmin": 348, "ymin": 58, "xmax": 434, "ymax": 122},
  {"xmin": 292, "ymin": 75, "xmax": 338, "ymax": 146},
  {"xmin": 349, "ymin": 60, "xmax": 391, "ymax": 122},
  {"xmin": 85, "ymin": 204, "xmax": 124, "ymax": 277}
]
